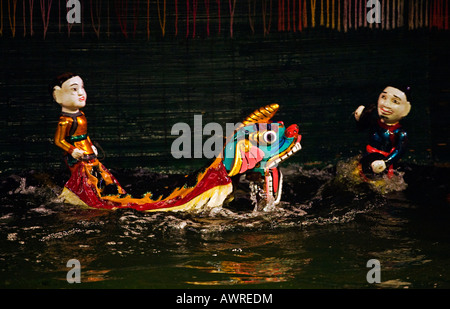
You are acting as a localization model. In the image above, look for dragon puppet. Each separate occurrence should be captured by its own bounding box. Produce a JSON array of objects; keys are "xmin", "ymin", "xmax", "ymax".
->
[{"xmin": 57, "ymin": 102, "xmax": 302, "ymax": 212}]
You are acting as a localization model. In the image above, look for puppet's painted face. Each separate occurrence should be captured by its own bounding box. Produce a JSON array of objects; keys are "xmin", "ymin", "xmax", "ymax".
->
[
  {"xmin": 53, "ymin": 76, "xmax": 87, "ymax": 112},
  {"xmin": 377, "ymin": 86, "xmax": 411, "ymax": 125}
]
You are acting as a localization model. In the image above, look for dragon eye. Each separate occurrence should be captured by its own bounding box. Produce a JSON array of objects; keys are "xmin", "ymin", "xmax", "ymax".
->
[{"xmin": 263, "ymin": 131, "xmax": 277, "ymax": 143}]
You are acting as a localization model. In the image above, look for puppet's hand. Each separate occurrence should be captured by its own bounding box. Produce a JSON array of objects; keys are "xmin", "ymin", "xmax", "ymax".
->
[
  {"xmin": 371, "ymin": 160, "xmax": 386, "ymax": 174},
  {"xmin": 71, "ymin": 148, "xmax": 85, "ymax": 160},
  {"xmin": 91, "ymin": 145, "xmax": 98, "ymax": 156},
  {"xmin": 354, "ymin": 105, "xmax": 365, "ymax": 121}
]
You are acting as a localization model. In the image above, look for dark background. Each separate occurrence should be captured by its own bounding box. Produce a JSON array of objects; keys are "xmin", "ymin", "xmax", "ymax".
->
[{"xmin": 0, "ymin": 0, "xmax": 448, "ymax": 172}]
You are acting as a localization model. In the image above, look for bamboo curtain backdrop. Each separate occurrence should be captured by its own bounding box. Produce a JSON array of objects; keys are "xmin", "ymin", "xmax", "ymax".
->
[{"xmin": 0, "ymin": 1, "xmax": 448, "ymax": 40}]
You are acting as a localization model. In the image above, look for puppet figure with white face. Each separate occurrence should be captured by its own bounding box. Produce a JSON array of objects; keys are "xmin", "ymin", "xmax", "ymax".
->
[
  {"xmin": 51, "ymin": 73, "xmax": 125, "ymax": 195},
  {"xmin": 354, "ymin": 86, "xmax": 411, "ymax": 178}
]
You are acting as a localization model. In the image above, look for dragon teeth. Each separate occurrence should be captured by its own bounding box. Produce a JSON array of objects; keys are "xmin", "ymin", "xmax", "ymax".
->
[{"xmin": 267, "ymin": 142, "xmax": 302, "ymax": 169}]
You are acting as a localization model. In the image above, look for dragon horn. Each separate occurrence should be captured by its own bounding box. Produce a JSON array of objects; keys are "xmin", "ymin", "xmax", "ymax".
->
[{"xmin": 239, "ymin": 103, "xmax": 280, "ymax": 129}]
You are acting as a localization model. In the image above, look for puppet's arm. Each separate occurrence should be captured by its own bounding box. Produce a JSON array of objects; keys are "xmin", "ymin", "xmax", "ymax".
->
[{"xmin": 54, "ymin": 119, "xmax": 85, "ymax": 159}]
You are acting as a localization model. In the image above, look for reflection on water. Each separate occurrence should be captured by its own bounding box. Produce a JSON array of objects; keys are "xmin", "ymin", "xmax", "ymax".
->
[
  {"xmin": 182, "ymin": 256, "xmax": 308, "ymax": 285},
  {"xmin": 0, "ymin": 163, "xmax": 449, "ymax": 288}
]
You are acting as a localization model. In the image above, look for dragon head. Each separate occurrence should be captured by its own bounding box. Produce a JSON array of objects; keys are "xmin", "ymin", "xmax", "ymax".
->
[{"xmin": 222, "ymin": 104, "xmax": 302, "ymax": 205}]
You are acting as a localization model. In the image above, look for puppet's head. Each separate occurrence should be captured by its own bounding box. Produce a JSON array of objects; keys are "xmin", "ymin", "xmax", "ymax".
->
[
  {"xmin": 377, "ymin": 86, "xmax": 411, "ymax": 125},
  {"xmin": 50, "ymin": 72, "xmax": 86, "ymax": 113}
]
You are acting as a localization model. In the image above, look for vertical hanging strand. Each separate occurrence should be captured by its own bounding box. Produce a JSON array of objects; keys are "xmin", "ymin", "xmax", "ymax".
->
[
  {"xmin": 157, "ymin": 0, "xmax": 166, "ymax": 37},
  {"xmin": 174, "ymin": 0, "xmax": 178, "ymax": 36},
  {"xmin": 148, "ymin": 0, "xmax": 151, "ymax": 39},
  {"xmin": 337, "ymin": 0, "xmax": 340, "ymax": 31},
  {"xmin": 192, "ymin": 0, "xmax": 197, "ymax": 37},
  {"xmin": 262, "ymin": 0, "xmax": 267, "ymax": 35},
  {"xmin": 445, "ymin": 0, "xmax": 449, "ymax": 30},
  {"xmin": 320, "ymin": 0, "xmax": 323, "ymax": 26},
  {"xmin": 416, "ymin": 0, "xmax": 420, "ymax": 29},
  {"xmin": 429, "ymin": 0, "xmax": 433, "ymax": 29},
  {"xmin": 433, "ymin": 0, "xmax": 438, "ymax": 29},
  {"xmin": 348, "ymin": 0, "xmax": 352, "ymax": 30},
  {"xmin": 331, "ymin": 0, "xmax": 335, "ymax": 28},
  {"xmin": 364, "ymin": 0, "xmax": 368, "ymax": 27},
  {"xmin": 81, "ymin": 0, "xmax": 84, "ymax": 36},
  {"xmin": 217, "ymin": 0, "xmax": 221, "ymax": 35},
  {"xmin": 292, "ymin": 0, "xmax": 296, "ymax": 31},
  {"xmin": 347, "ymin": 0, "xmax": 351, "ymax": 30},
  {"xmin": 303, "ymin": 0, "xmax": 307, "ymax": 29},
  {"xmin": 29, "ymin": 0, "xmax": 34, "ymax": 36},
  {"xmin": 297, "ymin": 0, "xmax": 302, "ymax": 31},
  {"xmin": 262, "ymin": 0, "xmax": 272, "ymax": 36},
  {"xmin": 414, "ymin": 0, "xmax": 418, "ymax": 29},
  {"xmin": 343, "ymin": 0, "xmax": 347, "ymax": 32},
  {"xmin": 57, "ymin": 0, "xmax": 60, "ymax": 33},
  {"xmin": 90, "ymin": 0, "xmax": 101, "ymax": 38},
  {"xmin": 386, "ymin": 0, "xmax": 389, "ymax": 30},
  {"xmin": 115, "ymin": 0, "xmax": 128, "ymax": 38},
  {"xmin": 23, "ymin": 0, "xmax": 26, "ymax": 35},
  {"xmin": 415, "ymin": 0, "xmax": 419, "ymax": 28},
  {"xmin": 249, "ymin": 0, "xmax": 254, "ymax": 34},
  {"xmin": 395, "ymin": 0, "xmax": 398, "ymax": 28},
  {"xmin": 229, "ymin": 0, "xmax": 236, "ymax": 38},
  {"xmin": 277, "ymin": 0, "xmax": 280, "ymax": 30},
  {"xmin": 398, "ymin": 0, "xmax": 403, "ymax": 28},
  {"xmin": 66, "ymin": 1, "xmax": 72, "ymax": 36},
  {"xmin": 287, "ymin": 0, "xmax": 291, "ymax": 31},
  {"xmin": 132, "ymin": 0, "xmax": 138, "ymax": 38},
  {"xmin": 352, "ymin": 0, "xmax": 355, "ymax": 28},
  {"xmin": 278, "ymin": 0, "xmax": 283, "ymax": 31},
  {"xmin": 438, "ymin": 0, "xmax": 441, "ymax": 29},
  {"xmin": 205, "ymin": 0, "xmax": 210, "ymax": 36},
  {"xmin": 416, "ymin": 0, "xmax": 419, "ymax": 29},
  {"xmin": 431, "ymin": 0, "xmax": 435, "ymax": 29},
  {"xmin": 326, "ymin": 0, "xmax": 329, "ymax": 27},
  {"xmin": 311, "ymin": 0, "xmax": 316, "ymax": 27},
  {"xmin": 40, "ymin": 0, "xmax": 52, "ymax": 39},
  {"xmin": 358, "ymin": 0, "xmax": 361, "ymax": 29},
  {"xmin": 408, "ymin": 0, "xmax": 412, "ymax": 29},
  {"xmin": 359, "ymin": 0, "xmax": 367, "ymax": 27},
  {"xmin": 186, "ymin": 0, "xmax": 189, "ymax": 38},
  {"xmin": 424, "ymin": 0, "xmax": 428, "ymax": 28},
  {"xmin": 380, "ymin": 0, "xmax": 384, "ymax": 29},
  {"xmin": 8, "ymin": 0, "xmax": 17, "ymax": 37},
  {"xmin": 419, "ymin": 0, "xmax": 423, "ymax": 28},
  {"xmin": 268, "ymin": 0, "xmax": 273, "ymax": 34},
  {"xmin": 391, "ymin": 0, "xmax": 395, "ymax": 29},
  {"xmin": 434, "ymin": 0, "xmax": 438, "ymax": 29}
]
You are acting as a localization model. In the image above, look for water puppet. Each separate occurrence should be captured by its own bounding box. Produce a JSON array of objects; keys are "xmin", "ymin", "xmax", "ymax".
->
[
  {"xmin": 52, "ymin": 72, "xmax": 127, "ymax": 197},
  {"xmin": 354, "ymin": 86, "xmax": 411, "ymax": 180},
  {"xmin": 52, "ymin": 73, "xmax": 302, "ymax": 212}
]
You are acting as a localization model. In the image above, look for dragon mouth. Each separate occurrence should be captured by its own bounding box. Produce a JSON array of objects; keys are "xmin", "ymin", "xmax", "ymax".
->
[{"xmin": 266, "ymin": 136, "xmax": 302, "ymax": 169}]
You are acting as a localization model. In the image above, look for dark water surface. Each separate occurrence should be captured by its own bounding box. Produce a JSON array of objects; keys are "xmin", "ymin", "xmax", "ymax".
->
[
  {"xmin": 0, "ymin": 1, "xmax": 449, "ymax": 293},
  {"xmin": 1, "ymin": 162, "xmax": 448, "ymax": 289}
]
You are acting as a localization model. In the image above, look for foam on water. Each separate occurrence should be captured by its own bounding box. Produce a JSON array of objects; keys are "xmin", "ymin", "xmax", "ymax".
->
[{"xmin": 0, "ymin": 163, "xmax": 391, "ymax": 238}]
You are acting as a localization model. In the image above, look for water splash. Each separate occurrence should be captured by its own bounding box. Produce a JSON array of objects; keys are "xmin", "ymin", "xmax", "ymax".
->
[{"xmin": 335, "ymin": 156, "xmax": 408, "ymax": 194}]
